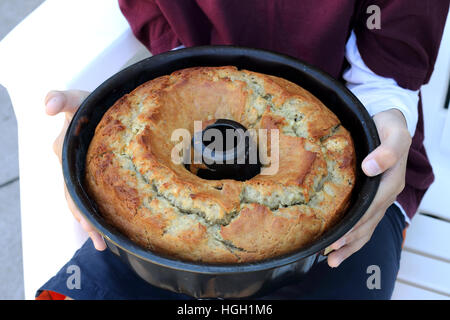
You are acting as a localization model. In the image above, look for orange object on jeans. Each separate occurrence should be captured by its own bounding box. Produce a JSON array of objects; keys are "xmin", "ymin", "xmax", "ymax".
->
[{"xmin": 36, "ymin": 290, "xmax": 67, "ymax": 300}]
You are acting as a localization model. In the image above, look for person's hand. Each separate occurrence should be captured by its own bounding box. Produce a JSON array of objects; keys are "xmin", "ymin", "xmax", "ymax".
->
[
  {"xmin": 326, "ymin": 108, "xmax": 411, "ymax": 267},
  {"xmin": 45, "ymin": 90, "xmax": 107, "ymax": 251}
]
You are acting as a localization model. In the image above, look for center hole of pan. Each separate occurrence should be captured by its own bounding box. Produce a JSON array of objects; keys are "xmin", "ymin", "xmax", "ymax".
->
[
  {"xmin": 202, "ymin": 120, "xmax": 245, "ymax": 157},
  {"xmin": 188, "ymin": 119, "xmax": 261, "ymax": 181}
]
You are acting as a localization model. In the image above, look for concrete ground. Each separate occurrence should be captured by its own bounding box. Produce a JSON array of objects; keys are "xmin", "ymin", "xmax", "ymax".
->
[{"xmin": 0, "ymin": 0, "xmax": 45, "ymax": 300}]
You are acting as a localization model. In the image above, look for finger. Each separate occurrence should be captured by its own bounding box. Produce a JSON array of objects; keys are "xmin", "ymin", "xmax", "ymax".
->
[
  {"xmin": 327, "ymin": 222, "xmax": 365, "ymax": 253},
  {"xmin": 79, "ymin": 218, "xmax": 107, "ymax": 251},
  {"xmin": 327, "ymin": 207, "xmax": 387, "ymax": 268},
  {"xmin": 346, "ymin": 167, "xmax": 399, "ymax": 231},
  {"xmin": 327, "ymin": 165, "xmax": 402, "ymax": 252},
  {"xmin": 64, "ymin": 185, "xmax": 88, "ymax": 226},
  {"xmin": 64, "ymin": 185, "xmax": 107, "ymax": 250},
  {"xmin": 327, "ymin": 235, "xmax": 369, "ymax": 268},
  {"xmin": 337, "ymin": 207, "xmax": 386, "ymax": 251},
  {"xmin": 53, "ymin": 117, "xmax": 71, "ymax": 162},
  {"xmin": 89, "ymin": 231, "xmax": 107, "ymax": 251},
  {"xmin": 327, "ymin": 201, "xmax": 385, "ymax": 253},
  {"xmin": 45, "ymin": 90, "xmax": 90, "ymax": 119},
  {"xmin": 362, "ymin": 128, "xmax": 411, "ymax": 177}
]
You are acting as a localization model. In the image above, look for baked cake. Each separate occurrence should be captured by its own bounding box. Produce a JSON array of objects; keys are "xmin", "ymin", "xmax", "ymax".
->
[{"xmin": 85, "ymin": 66, "xmax": 356, "ymax": 263}]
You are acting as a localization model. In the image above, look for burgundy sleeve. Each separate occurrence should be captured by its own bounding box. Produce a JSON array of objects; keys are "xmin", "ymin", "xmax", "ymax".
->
[
  {"xmin": 118, "ymin": 0, "xmax": 180, "ymax": 54},
  {"xmin": 355, "ymin": 0, "xmax": 449, "ymax": 90},
  {"xmin": 354, "ymin": 0, "xmax": 448, "ymax": 219}
]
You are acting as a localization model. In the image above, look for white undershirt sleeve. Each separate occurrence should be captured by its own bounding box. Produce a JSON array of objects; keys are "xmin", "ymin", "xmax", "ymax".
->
[
  {"xmin": 171, "ymin": 45, "xmax": 186, "ymax": 51},
  {"xmin": 343, "ymin": 31, "xmax": 419, "ymax": 138}
]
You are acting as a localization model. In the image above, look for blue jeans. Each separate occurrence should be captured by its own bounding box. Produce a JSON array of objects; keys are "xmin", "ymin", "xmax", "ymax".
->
[{"xmin": 37, "ymin": 205, "xmax": 405, "ymax": 300}]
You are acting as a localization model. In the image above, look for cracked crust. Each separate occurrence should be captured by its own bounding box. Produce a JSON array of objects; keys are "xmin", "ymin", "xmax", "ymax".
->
[{"xmin": 85, "ymin": 66, "xmax": 356, "ymax": 263}]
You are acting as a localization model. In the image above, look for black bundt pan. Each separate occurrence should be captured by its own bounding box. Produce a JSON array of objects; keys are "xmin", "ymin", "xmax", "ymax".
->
[{"xmin": 62, "ymin": 46, "xmax": 380, "ymax": 299}]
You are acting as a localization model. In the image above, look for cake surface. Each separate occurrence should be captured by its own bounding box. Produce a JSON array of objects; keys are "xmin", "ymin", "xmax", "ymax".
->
[{"xmin": 85, "ymin": 66, "xmax": 356, "ymax": 263}]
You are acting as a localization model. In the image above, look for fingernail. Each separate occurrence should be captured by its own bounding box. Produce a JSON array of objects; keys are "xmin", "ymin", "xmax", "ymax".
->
[
  {"xmin": 363, "ymin": 159, "xmax": 381, "ymax": 176},
  {"xmin": 90, "ymin": 232, "xmax": 106, "ymax": 250},
  {"xmin": 333, "ymin": 259, "xmax": 342, "ymax": 268},
  {"xmin": 325, "ymin": 238, "xmax": 345, "ymax": 255},
  {"xmin": 333, "ymin": 238, "xmax": 346, "ymax": 250},
  {"xmin": 45, "ymin": 92, "xmax": 64, "ymax": 114},
  {"xmin": 327, "ymin": 257, "xmax": 341, "ymax": 268},
  {"xmin": 324, "ymin": 246, "xmax": 333, "ymax": 255}
]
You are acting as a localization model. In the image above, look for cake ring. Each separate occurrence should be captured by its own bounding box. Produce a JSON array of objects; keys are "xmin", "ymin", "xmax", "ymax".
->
[{"xmin": 85, "ymin": 66, "xmax": 356, "ymax": 263}]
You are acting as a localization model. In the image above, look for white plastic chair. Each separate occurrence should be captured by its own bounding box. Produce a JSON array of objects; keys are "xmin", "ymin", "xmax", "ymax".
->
[
  {"xmin": 391, "ymin": 12, "xmax": 450, "ymax": 300},
  {"xmin": 0, "ymin": 0, "xmax": 448, "ymax": 300},
  {"xmin": 0, "ymin": 0, "xmax": 146, "ymax": 299}
]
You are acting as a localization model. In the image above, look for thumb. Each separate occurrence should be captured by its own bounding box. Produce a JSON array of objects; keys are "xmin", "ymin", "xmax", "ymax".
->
[
  {"xmin": 362, "ymin": 128, "xmax": 410, "ymax": 177},
  {"xmin": 45, "ymin": 90, "xmax": 90, "ymax": 120}
]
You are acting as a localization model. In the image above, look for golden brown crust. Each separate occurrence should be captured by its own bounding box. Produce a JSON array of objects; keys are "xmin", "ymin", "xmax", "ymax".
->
[{"xmin": 85, "ymin": 66, "xmax": 356, "ymax": 263}]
